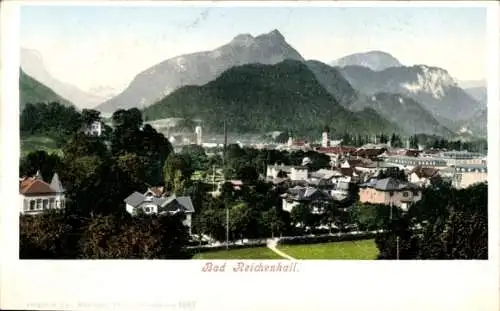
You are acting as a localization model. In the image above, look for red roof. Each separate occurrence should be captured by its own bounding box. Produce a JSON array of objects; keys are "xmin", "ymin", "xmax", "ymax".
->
[
  {"xmin": 19, "ymin": 177, "xmax": 56, "ymax": 195},
  {"xmin": 149, "ymin": 186, "xmax": 165, "ymax": 197},
  {"xmin": 354, "ymin": 148, "xmax": 386, "ymax": 158},
  {"xmin": 316, "ymin": 146, "xmax": 357, "ymax": 154}
]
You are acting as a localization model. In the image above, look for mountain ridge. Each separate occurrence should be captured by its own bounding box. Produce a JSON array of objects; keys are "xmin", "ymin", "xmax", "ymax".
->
[
  {"xmin": 142, "ymin": 60, "xmax": 400, "ymax": 136},
  {"xmin": 21, "ymin": 48, "xmax": 106, "ymax": 109},
  {"xmin": 19, "ymin": 69, "xmax": 74, "ymax": 110},
  {"xmin": 96, "ymin": 29, "xmax": 305, "ymax": 113}
]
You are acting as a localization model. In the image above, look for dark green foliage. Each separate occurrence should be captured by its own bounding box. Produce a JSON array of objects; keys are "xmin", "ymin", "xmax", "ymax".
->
[
  {"xmin": 181, "ymin": 144, "xmax": 209, "ymax": 171},
  {"xmin": 351, "ymin": 203, "xmax": 403, "ymax": 231},
  {"xmin": 19, "ymin": 69, "xmax": 73, "ymax": 111},
  {"xmin": 143, "ymin": 60, "xmax": 399, "ymax": 137},
  {"xmin": 20, "ymin": 102, "xmax": 82, "ymax": 139},
  {"xmin": 377, "ymin": 182, "xmax": 488, "ymax": 260},
  {"xmin": 377, "ymin": 167, "xmax": 408, "ymax": 181},
  {"xmin": 19, "ymin": 150, "xmax": 63, "ymax": 181},
  {"xmin": 20, "ymin": 212, "xmax": 191, "ymax": 259}
]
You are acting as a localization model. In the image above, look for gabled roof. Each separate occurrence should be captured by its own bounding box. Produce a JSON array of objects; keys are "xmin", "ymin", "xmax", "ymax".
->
[
  {"xmin": 124, "ymin": 191, "xmax": 195, "ymax": 213},
  {"xmin": 19, "ymin": 173, "xmax": 65, "ymax": 195},
  {"xmin": 124, "ymin": 191, "xmax": 145, "ymax": 207}
]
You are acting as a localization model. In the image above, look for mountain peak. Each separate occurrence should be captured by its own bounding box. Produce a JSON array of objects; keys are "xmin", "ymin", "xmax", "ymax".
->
[
  {"xmin": 231, "ymin": 33, "xmax": 254, "ymax": 43},
  {"xmin": 332, "ymin": 50, "xmax": 402, "ymax": 71},
  {"xmin": 268, "ymin": 29, "xmax": 284, "ymax": 39},
  {"xmin": 255, "ymin": 29, "xmax": 285, "ymax": 41}
]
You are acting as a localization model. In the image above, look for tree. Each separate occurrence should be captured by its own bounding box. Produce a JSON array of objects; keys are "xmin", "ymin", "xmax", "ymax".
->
[
  {"xmin": 20, "ymin": 150, "xmax": 64, "ymax": 181},
  {"xmin": 81, "ymin": 109, "xmax": 101, "ymax": 125},
  {"xmin": 375, "ymin": 216, "xmax": 419, "ymax": 260},
  {"xmin": 290, "ymin": 204, "xmax": 314, "ymax": 231},
  {"xmin": 181, "ymin": 144, "xmax": 209, "ymax": 171},
  {"xmin": 236, "ymin": 165, "xmax": 259, "ymax": 183},
  {"xmin": 262, "ymin": 206, "xmax": 284, "ymax": 238},
  {"xmin": 351, "ymin": 203, "xmax": 402, "ymax": 231},
  {"xmin": 163, "ymin": 154, "xmax": 192, "ymax": 194},
  {"xmin": 377, "ymin": 167, "xmax": 407, "ymax": 181},
  {"xmin": 19, "ymin": 210, "xmax": 80, "ymax": 259},
  {"xmin": 63, "ymin": 133, "xmax": 109, "ymax": 162}
]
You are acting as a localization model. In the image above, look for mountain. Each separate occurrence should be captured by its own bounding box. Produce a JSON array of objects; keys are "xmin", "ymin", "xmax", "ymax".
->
[
  {"xmin": 464, "ymin": 86, "xmax": 487, "ymax": 107},
  {"xmin": 337, "ymin": 65, "xmax": 481, "ymax": 121},
  {"xmin": 459, "ymin": 107, "xmax": 487, "ymax": 138},
  {"xmin": 350, "ymin": 93, "xmax": 453, "ymax": 137},
  {"xmin": 305, "ymin": 60, "xmax": 358, "ymax": 108},
  {"xmin": 331, "ymin": 51, "xmax": 402, "ymax": 71},
  {"xmin": 21, "ymin": 48, "xmax": 106, "ymax": 109},
  {"xmin": 96, "ymin": 29, "xmax": 306, "ymax": 113},
  {"xmin": 142, "ymin": 60, "xmax": 399, "ymax": 137},
  {"xmin": 19, "ymin": 69, "xmax": 73, "ymax": 110}
]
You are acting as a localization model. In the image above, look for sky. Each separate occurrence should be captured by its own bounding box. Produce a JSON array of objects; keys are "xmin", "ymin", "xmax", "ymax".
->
[{"xmin": 20, "ymin": 5, "xmax": 487, "ymax": 94}]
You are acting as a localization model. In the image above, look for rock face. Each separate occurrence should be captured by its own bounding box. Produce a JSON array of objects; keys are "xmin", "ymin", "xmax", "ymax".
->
[
  {"xmin": 96, "ymin": 29, "xmax": 305, "ymax": 113},
  {"xmin": 337, "ymin": 65, "xmax": 481, "ymax": 121},
  {"xmin": 331, "ymin": 50, "xmax": 402, "ymax": 71},
  {"xmin": 350, "ymin": 93, "xmax": 454, "ymax": 137},
  {"xmin": 20, "ymin": 48, "xmax": 105, "ymax": 109}
]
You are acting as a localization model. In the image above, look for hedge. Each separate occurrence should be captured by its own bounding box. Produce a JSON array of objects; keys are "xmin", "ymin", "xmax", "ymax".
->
[{"xmin": 277, "ymin": 232, "xmax": 378, "ymax": 245}]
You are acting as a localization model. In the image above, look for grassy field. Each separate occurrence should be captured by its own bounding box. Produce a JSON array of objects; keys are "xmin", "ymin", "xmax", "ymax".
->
[
  {"xmin": 192, "ymin": 247, "xmax": 283, "ymax": 260},
  {"xmin": 20, "ymin": 135, "xmax": 62, "ymax": 157},
  {"xmin": 277, "ymin": 239, "xmax": 379, "ymax": 260}
]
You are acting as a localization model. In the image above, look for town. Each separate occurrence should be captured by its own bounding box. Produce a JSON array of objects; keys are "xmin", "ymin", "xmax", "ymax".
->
[{"xmin": 19, "ymin": 104, "xmax": 488, "ymax": 260}]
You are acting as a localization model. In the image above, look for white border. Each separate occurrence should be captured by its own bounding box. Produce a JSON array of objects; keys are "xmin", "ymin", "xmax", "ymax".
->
[{"xmin": 1, "ymin": 2, "xmax": 498, "ymax": 311}]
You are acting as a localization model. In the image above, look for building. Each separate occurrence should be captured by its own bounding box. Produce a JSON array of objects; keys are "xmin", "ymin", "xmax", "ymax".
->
[
  {"xmin": 19, "ymin": 171, "xmax": 66, "ymax": 215},
  {"xmin": 124, "ymin": 189, "xmax": 195, "ymax": 234},
  {"xmin": 408, "ymin": 166, "xmax": 441, "ymax": 187},
  {"xmin": 266, "ymin": 164, "xmax": 308, "ymax": 181},
  {"xmin": 358, "ymin": 177, "xmax": 422, "ymax": 210},
  {"xmin": 281, "ymin": 186, "xmax": 333, "ymax": 213},
  {"xmin": 321, "ymin": 129, "xmax": 329, "ymax": 148},
  {"xmin": 382, "ymin": 155, "xmax": 447, "ymax": 169},
  {"xmin": 195, "ymin": 126, "xmax": 203, "ymax": 145},
  {"xmin": 452, "ymin": 164, "xmax": 487, "ymax": 189},
  {"xmin": 83, "ymin": 120, "xmax": 104, "ymax": 137},
  {"xmin": 439, "ymin": 151, "xmax": 485, "ymax": 166}
]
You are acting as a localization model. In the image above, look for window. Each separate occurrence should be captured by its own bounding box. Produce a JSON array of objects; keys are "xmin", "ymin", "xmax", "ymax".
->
[
  {"xmin": 389, "ymin": 191, "xmax": 394, "ymax": 197},
  {"xmin": 36, "ymin": 199, "xmax": 42, "ymax": 210},
  {"xmin": 29, "ymin": 200, "xmax": 35, "ymax": 211},
  {"xmin": 403, "ymin": 192, "xmax": 409, "ymax": 197},
  {"xmin": 144, "ymin": 207, "xmax": 150, "ymax": 213},
  {"xmin": 56, "ymin": 200, "xmax": 61, "ymax": 208},
  {"xmin": 43, "ymin": 199, "xmax": 48, "ymax": 210},
  {"xmin": 49, "ymin": 198, "xmax": 55, "ymax": 209}
]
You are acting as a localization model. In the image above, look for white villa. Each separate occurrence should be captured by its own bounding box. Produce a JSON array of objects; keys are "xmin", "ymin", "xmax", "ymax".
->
[
  {"xmin": 124, "ymin": 189, "xmax": 195, "ymax": 234},
  {"xmin": 84, "ymin": 120, "xmax": 104, "ymax": 136},
  {"xmin": 19, "ymin": 171, "xmax": 65, "ymax": 215}
]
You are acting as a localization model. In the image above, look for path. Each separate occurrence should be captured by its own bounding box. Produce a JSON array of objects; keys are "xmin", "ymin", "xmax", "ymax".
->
[{"xmin": 266, "ymin": 238, "xmax": 296, "ymax": 260}]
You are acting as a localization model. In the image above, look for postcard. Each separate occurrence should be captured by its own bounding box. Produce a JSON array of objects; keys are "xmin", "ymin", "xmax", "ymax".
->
[{"xmin": 2, "ymin": 1, "xmax": 499, "ymax": 311}]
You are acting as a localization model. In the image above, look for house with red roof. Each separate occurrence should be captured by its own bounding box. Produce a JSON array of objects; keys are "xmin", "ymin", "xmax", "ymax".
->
[{"xmin": 19, "ymin": 170, "xmax": 66, "ymax": 215}]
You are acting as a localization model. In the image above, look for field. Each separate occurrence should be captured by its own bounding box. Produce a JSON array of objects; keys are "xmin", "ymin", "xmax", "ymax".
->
[
  {"xmin": 277, "ymin": 239, "xmax": 379, "ymax": 260},
  {"xmin": 20, "ymin": 135, "xmax": 62, "ymax": 156},
  {"xmin": 192, "ymin": 247, "xmax": 283, "ymax": 259},
  {"xmin": 191, "ymin": 239, "xmax": 379, "ymax": 260}
]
